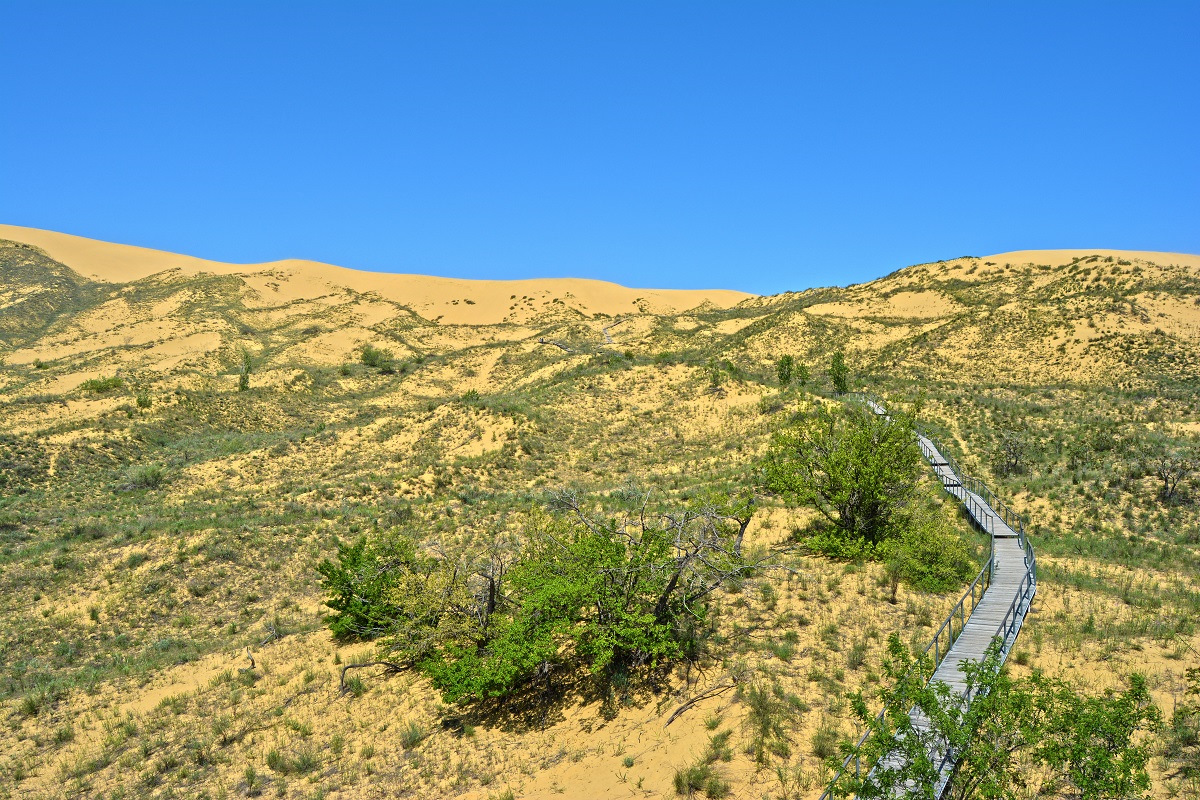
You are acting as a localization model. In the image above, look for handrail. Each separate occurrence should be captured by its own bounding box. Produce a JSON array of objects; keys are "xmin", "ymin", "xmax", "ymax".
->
[
  {"xmin": 820, "ymin": 395, "xmax": 1038, "ymax": 800},
  {"xmin": 821, "ymin": 555, "xmax": 992, "ymax": 788}
]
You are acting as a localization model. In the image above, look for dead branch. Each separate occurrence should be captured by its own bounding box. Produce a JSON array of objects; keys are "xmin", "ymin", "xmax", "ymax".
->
[{"xmin": 665, "ymin": 678, "xmax": 738, "ymax": 727}]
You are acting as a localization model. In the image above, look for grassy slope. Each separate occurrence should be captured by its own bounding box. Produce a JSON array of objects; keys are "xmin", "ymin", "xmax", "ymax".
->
[{"xmin": 1, "ymin": 242, "xmax": 1197, "ymax": 798}]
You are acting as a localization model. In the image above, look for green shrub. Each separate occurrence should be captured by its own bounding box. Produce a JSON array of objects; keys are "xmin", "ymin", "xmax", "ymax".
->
[
  {"xmin": 885, "ymin": 508, "xmax": 973, "ymax": 593},
  {"xmin": 361, "ymin": 344, "xmax": 395, "ymax": 371},
  {"xmin": 80, "ymin": 375, "xmax": 123, "ymax": 393},
  {"xmin": 829, "ymin": 351, "xmax": 849, "ymax": 394},
  {"xmin": 127, "ymin": 464, "xmax": 165, "ymax": 489},
  {"xmin": 315, "ymin": 536, "xmax": 413, "ymax": 640},
  {"xmin": 776, "ymin": 355, "xmax": 794, "ymax": 386},
  {"xmin": 399, "ymin": 721, "xmax": 426, "ymax": 749}
]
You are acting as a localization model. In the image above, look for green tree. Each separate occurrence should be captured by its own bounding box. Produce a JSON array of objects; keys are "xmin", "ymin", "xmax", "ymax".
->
[
  {"xmin": 830, "ymin": 350, "xmax": 849, "ymax": 394},
  {"xmin": 795, "ymin": 364, "xmax": 810, "ymax": 388},
  {"xmin": 1164, "ymin": 667, "xmax": 1200, "ymax": 780},
  {"xmin": 238, "ymin": 348, "xmax": 252, "ymax": 391},
  {"xmin": 315, "ymin": 536, "xmax": 415, "ymax": 640},
  {"xmin": 325, "ymin": 488, "xmax": 759, "ymax": 705},
  {"xmin": 764, "ymin": 403, "xmax": 921, "ymax": 551},
  {"xmin": 1035, "ymin": 672, "xmax": 1161, "ymax": 799},
  {"xmin": 776, "ymin": 355, "xmax": 794, "ymax": 387},
  {"xmin": 827, "ymin": 638, "xmax": 1161, "ymax": 800}
]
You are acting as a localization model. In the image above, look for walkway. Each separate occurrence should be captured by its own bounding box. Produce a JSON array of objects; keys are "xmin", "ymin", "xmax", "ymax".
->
[{"xmin": 822, "ymin": 397, "xmax": 1038, "ymax": 799}]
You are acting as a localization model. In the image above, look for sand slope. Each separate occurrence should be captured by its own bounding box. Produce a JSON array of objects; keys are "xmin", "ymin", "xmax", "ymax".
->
[
  {"xmin": 0, "ymin": 224, "xmax": 752, "ymax": 324},
  {"xmin": 982, "ymin": 248, "xmax": 1200, "ymax": 270}
]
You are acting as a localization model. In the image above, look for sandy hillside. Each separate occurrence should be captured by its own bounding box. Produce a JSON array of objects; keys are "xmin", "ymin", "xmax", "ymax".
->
[
  {"xmin": 0, "ymin": 224, "xmax": 752, "ymax": 325},
  {"xmin": 1, "ymin": 231, "xmax": 1198, "ymax": 799},
  {"xmin": 982, "ymin": 248, "xmax": 1200, "ymax": 270}
]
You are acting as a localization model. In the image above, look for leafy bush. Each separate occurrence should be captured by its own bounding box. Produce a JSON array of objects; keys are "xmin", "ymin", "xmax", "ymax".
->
[
  {"xmin": 884, "ymin": 506, "xmax": 973, "ymax": 593},
  {"xmin": 829, "ymin": 351, "xmax": 849, "ymax": 394},
  {"xmin": 80, "ymin": 376, "xmax": 123, "ymax": 393},
  {"xmin": 360, "ymin": 344, "xmax": 395, "ymax": 371},
  {"xmin": 127, "ymin": 464, "xmax": 165, "ymax": 489},
  {"xmin": 315, "ymin": 536, "xmax": 412, "ymax": 640},
  {"xmin": 765, "ymin": 402, "xmax": 921, "ymax": 548},
  {"xmin": 320, "ymin": 488, "xmax": 756, "ymax": 705},
  {"xmin": 776, "ymin": 355, "xmax": 794, "ymax": 386}
]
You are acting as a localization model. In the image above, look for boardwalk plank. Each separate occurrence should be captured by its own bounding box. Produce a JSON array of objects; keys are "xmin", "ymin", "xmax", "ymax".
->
[{"xmin": 821, "ymin": 398, "xmax": 1037, "ymax": 800}]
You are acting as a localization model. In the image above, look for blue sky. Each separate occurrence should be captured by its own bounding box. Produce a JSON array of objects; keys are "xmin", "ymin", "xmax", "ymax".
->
[{"xmin": 2, "ymin": 2, "xmax": 1197, "ymax": 294}]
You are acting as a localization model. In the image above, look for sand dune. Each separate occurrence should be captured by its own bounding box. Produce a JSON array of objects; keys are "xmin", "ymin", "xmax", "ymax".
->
[
  {"xmin": 982, "ymin": 248, "xmax": 1200, "ymax": 270},
  {"xmin": 0, "ymin": 224, "xmax": 752, "ymax": 324}
]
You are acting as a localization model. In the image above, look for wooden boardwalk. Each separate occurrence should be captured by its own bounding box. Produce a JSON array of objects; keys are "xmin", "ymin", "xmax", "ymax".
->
[
  {"xmin": 822, "ymin": 398, "xmax": 1038, "ymax": 799},
  {"xmin": 911, "ymin": 433, "xmax": 1037, "ymax": 796}
]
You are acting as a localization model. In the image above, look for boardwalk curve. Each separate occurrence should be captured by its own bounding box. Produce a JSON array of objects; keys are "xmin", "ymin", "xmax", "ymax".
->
[{"xmin": 819, "ymin": 395, "xmax": 1038, "ymax": 799}]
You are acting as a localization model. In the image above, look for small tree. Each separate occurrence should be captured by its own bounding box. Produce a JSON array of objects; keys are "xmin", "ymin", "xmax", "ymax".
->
[
  {"xmin": 315, "ymin": 536, "xmax": 412, "ymax": 640},
  {"xmin": 795, "ymin": 364, "xmax": 810, "ymax": 388},
  {"xmin": 238, "ymin": 348, "xmax": 252, "ymax": 391},
  {"xmin": 1035, "ymin": 672, "xmax": 1161, "ymax": 799},
  {"xmin": 995, "ymin": 431, "xmax": 1029, "ymax": 476},
  {"xmin": 830, "ymin": 351, "xmax": 849, "ymax": 394},
  {"xmin": 828, "ymin": 639, "xmax": 1161, "ymax": 800},
  {"xmin": 1147, "ymin": 446, "xmax": 1195, "ymax": 503},
  {"xmin": 322, "ymin": 487, "xmax": 759, "ymax": 705},
  {"xmin": 776, "ymin": 355, "xmax": 795, "ymax": 387},
  {"xmin": 764, "ymin": 402, "xmax": 921, "ymax": 550}
]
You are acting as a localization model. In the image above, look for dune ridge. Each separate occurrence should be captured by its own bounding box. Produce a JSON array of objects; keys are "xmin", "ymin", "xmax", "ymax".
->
[{"xmin": 0, "ymin": 224, "xmax": 753, "ymax": 325}]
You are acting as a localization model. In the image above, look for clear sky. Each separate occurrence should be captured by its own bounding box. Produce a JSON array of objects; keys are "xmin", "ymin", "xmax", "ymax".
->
[{"xmin": 2, "ymin": 2, "xmax": 1197, "ymax": 294}]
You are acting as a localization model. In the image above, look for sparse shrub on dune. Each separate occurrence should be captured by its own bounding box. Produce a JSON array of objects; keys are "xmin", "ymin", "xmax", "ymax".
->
[
  {"xmin": 360, "ymin": 343, "xmax": 395, "ymax": 371},
  {"xmin": 776, "ymin": 355, "xmax": 794, "ymax": 387},
  {"xmin": 80, "ymin": 375, "xmax": 123, "ymax": 393},
  {"xmin": 126, "ymin": 464, "xmax": 165, "ymax": 489},
  {"xmin": 317, "ymin": 487, "xmax": 758, "ymax": 704}
]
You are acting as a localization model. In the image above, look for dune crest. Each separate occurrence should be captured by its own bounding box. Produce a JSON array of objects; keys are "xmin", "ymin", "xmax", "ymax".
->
[{"xmin": 0, "ymin": 224, "xmax": 752, "ymax": 325}]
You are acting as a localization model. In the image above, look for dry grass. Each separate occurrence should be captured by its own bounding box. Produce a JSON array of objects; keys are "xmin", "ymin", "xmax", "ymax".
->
[{"xmin": 0, "ymin": 233, "xmax": 1197, "ymax": 798}]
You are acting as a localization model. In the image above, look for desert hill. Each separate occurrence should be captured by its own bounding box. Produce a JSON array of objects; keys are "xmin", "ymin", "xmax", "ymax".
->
[
  {"xmin": 0, "ymin": 229, "xmax": 1197, "ymax": 799},
  {"xmin": 0, "ymin": 224, "xmax": 751, "ymax": 326}
]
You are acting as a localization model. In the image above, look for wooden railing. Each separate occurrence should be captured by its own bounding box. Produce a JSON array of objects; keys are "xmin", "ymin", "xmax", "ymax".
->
[
  {"xmin": 818, "ymin": 557, "xmax": 994, "ymax": 792},
  {"xmin": 819, "ymin": 393, "xmax": 1038, "ymax": 799}
]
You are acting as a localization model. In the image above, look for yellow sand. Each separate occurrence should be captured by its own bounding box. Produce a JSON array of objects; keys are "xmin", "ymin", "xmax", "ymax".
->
[{"xmin": 0, "ymin": 224, "xmax": 752, "ymax": 324}]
